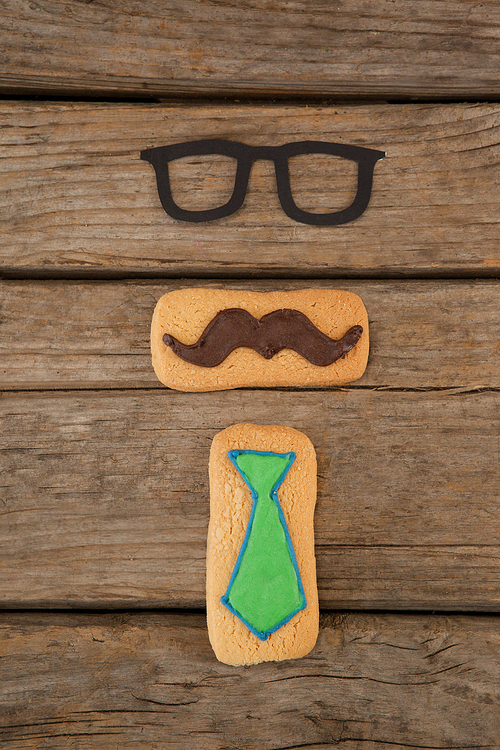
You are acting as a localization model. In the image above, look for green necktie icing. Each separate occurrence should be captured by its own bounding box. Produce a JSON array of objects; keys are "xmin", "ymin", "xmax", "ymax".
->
[{"xmin": 221, "ymin": 450, "xmax": 307, "ymax": 640}]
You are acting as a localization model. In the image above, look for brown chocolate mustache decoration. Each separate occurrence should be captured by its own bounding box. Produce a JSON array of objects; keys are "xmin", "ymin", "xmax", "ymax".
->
[{"xmin": 163, "ymin": 308, "xmax": 363, "ymax": 367}]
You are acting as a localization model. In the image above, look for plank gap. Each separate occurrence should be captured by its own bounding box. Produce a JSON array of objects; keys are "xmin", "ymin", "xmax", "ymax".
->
[
  {"xmin": 1, "ymin": 607, "xmax": 500, "ymax": 619},
  {"xmin": 4, "ymin": 92, "xmax": 500, "ymax": 106},
  {"xmin": 3, "ymin": 268, "xmax": 500, "ymax": 282},
  {"xmin": 2, "ymin": 386, "xmax": 499, "ymax": 395}
]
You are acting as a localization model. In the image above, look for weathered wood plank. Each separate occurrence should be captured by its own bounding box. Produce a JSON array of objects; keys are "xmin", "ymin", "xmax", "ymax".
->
[
  {"xmin": 1, "ymin": 0, "xmax": 500, "ymax": 99},
  {"xmin": 1, "ymin": 389, "xmax": 499, "ymax": 610},
  {"xmin": 2, "ymin": 102, "xmax": 500, "ymax": 276},
  {"xmin": 2, "ymin": 279, "xmax": 500, "ymax": 390},
  {"xmin": 1, "ymin": 611, "xmax": 499, "ymax": 749}
]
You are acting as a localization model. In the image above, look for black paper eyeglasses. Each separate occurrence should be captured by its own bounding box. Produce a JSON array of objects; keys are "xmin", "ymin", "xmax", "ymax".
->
[{"xmin": 141, "ymin": 139, "xmax": 385, "ymax": 226}]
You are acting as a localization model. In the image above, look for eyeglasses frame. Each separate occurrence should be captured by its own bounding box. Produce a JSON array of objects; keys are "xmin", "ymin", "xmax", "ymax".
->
[{"xmin": 140, "ymin": 139, "xmax": 385, "ymax": 226}]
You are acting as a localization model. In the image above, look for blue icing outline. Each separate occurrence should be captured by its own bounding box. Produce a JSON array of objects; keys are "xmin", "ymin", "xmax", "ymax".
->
[{"xmin": 220, "ymin": 449, "xmax": 307, "ymax": 641}]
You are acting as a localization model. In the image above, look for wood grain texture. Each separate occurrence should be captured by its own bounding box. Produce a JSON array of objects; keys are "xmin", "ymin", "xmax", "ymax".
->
[
  {"xmin": 2, "ymin": 279, "xmax": 500, "ymax": 390},
  {"xmin": 1, "ymin": 388, "xmax": 499, "ymax": 610},
  {"xmin": 1, "ymin": 611, "xmax": 499, "ymax": 749},
  {"xmin": 2, "ymin": 102, "xmax": 500, "ymax": 276},
  {"xmin": 1, "ymin": 0, "xmax": 500, "ymax": 99}
]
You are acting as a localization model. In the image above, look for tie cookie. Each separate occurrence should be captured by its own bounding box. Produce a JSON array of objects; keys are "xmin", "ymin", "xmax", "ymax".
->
[{"xmin": 207, "ymin": 423, "xmax": 318, "ymax": 666}]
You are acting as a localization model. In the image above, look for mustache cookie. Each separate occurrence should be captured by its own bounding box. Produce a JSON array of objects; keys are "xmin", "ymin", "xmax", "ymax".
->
[{"xmin": 151, "ymin": 288, "xmax": 369, "ymax": 392}]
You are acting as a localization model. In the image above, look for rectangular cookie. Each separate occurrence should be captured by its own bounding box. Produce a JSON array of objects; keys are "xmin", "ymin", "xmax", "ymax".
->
[
  {"xmin": 207, "ymin": 423, "xmax": 318, "ymax": 666},
  {"xmin": 151, "ymin": 287, "xmax": 368, "ymax": 391}
]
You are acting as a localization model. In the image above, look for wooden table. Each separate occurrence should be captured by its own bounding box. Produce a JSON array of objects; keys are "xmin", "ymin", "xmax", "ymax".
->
[{"xmin": 1, "ymin": 2, "xmax": 500, "ymax": 747}]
